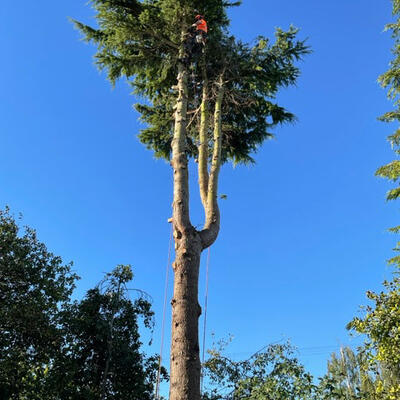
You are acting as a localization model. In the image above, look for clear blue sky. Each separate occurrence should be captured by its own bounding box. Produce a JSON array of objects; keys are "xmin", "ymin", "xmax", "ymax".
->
[{"xmin": 0, "ymin": 0, "xmax": 397, "ymax": 382}]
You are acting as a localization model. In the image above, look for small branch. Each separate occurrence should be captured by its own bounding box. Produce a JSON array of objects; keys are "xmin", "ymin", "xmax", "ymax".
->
[
  {"xmin": 186, "ymin": 105, "xmax": 202, "ymax": 129},
  {"xmin": 187, "ymin": 106, "xmax": 202, "ymax": 115}
]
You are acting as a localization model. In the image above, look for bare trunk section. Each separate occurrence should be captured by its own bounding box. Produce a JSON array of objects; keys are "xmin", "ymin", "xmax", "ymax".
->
[
  {"xmin": 200, "ymin": 78, "xmax": 225, "ymax": 250},
  {"xmin": 171, "ymin": 61, "xmax": 190, "ymax": 230},
  {"xmin": 169, "ymin": 33, "xmax": 202, "ymax": 400},
  {"xmin": 198, "ymin": 56, "xmax": 209, "ymax": 209},
  {"xmin": 169, "ymin": 230, "xmax": 202, "ymax": 400}
]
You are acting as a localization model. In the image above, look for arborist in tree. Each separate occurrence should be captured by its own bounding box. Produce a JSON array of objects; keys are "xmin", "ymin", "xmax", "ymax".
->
[
  {"xmin": 182, "ymin": 14, "xmax": 207, "ymax": 66},
  {"xmin": 192, "ymin": 14, "xmax": 207, "ymax": 46}
]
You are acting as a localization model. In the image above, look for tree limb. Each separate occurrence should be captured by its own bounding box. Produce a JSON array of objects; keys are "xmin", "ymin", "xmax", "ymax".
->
[
  {"xmin": 198, "ymin": 58, "xmax": 210, "ymax": 209},
  {"xmin": 200, "ymin": 76, "xmax": 224, "ymax": 249},
  {"xmin": 171, "ymin": 36, "xmax": 192, "ymax": 232}
]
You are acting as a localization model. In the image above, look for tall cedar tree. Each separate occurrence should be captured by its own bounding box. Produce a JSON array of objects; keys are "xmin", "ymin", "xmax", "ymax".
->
[{"xmin": 73, "ymin": 1, "xmax": 309, "ymax": 399}]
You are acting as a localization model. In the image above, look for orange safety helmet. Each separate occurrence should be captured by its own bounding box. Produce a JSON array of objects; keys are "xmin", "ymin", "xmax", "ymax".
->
[{"xmin": 195, "ymin": 14, "xmax": 204, "ymax": 20}]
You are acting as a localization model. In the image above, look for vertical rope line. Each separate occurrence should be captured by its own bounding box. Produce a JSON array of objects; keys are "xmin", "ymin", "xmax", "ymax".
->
[
  {"xmin": 155, "ymin": 225, "xmax": 173, "ymax": 400},
  {"xmin": 201, "ymin": 247, "xmax": 211, "ymax": 394}
]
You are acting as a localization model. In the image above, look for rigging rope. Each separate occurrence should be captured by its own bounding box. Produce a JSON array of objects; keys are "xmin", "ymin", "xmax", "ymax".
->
[
  {"xmin": 201, "ymin": 247, "xmax": 211, "ymax": 394},
  {"xmin": 155, "ymin": 225, "xmax": 173, "ymax": 400}
]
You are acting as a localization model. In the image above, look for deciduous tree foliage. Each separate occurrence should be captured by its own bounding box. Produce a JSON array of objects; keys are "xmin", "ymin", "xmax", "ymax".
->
[
  {"xmin": 317, "ymin": 347, "xmax": 378, "ymax": 400},
  {"xmin": 73, "ymin": 1, "xmax": 308, "ymax": 398},
  {"xmin": 0, "ymin": 208, "xmax": 78, "ymax": 399},
  {"xmin": 202, "ymin": 341, "xmax": 315, "ymax": 400},
  {"xmin": 0, "ymin": 210, "xmax": 163, "ymax": 400},
  {"xmin": 49, "ymin": 265, "xmax": 162, "ymax": 400},
  {"xmin": 347, "ymin": 275, "xmax": 400, "ymax": 400}
]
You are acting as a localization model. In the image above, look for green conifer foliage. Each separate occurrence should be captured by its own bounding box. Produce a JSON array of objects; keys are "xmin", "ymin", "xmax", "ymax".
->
[{"xmin": 377, "ymin": 0, "xmax": 400, "ymax": 206}]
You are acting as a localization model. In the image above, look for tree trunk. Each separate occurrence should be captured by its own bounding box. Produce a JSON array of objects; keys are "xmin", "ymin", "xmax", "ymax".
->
[
  {"xmin": 169, "ymin": 35, "xmax": 225, "ymax": 400},
  {"xmin": 169, "ymin": 34, "xmax": 202, "ymax": 400},
  {"xmin": 199, "ymin": 78, "xmax": 224, "ymax": 249},
  {"xmin": 198, "ymin": 54, "xmax": 209, "ymax": 210},
  {"xmin": 169, "ymin": 230, "xmax": 202, "ymax": 400}
]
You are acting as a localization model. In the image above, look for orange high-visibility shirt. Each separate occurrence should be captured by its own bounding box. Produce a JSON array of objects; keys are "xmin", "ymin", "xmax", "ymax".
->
[{"xmin": 196, "ymin": 19, "xmax": 208, "ymax": 33}]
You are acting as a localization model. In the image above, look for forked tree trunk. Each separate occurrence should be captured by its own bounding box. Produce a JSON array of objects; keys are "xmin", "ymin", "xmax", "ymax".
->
[
  {"xmin": 169, "ymin": 35, "xmax": 202, "ymax": 400},
  {"xmin": 169, "ymin": 37, "xmax": 224, "ymax": 400}
]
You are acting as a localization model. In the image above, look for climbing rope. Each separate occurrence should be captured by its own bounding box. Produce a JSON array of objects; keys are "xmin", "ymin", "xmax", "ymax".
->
[
  {"xmin": 155, "ymin": 225, "xmax": 173, "ymax": 400},
  {"xmin": 201, "ymin": 247, "xmax": 211, "ymax": 394}
]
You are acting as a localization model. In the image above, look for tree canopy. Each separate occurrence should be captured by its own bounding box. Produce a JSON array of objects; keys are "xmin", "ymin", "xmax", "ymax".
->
[{"xmin": 73, "ymin": 0, "xmax": 309, "ymax": 164}]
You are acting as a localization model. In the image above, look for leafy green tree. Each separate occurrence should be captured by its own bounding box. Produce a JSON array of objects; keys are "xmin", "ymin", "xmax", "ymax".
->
[
  {"xmin": 0, "ymin": 209, "xmax": 164, "ymax": 400},
  {"xmin": 202, "ymin": 341, "xmax": 315, "ymax": 400},
  {"xmin": 347, "ymin": 275, "xmax": 400, "ymax": 400},
  {"xmin": 0, "ymin": 207, "xmax": 78, "ymax": 400},
  {"xmin": 73, "ymin": 2, "xmax": 309, "ymax": 398},
  {"xmin": 47, "ymin": 265, "xmax": 164, "ymax": 400}
]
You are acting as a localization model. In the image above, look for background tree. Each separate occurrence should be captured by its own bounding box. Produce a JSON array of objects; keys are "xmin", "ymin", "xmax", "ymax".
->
[
  {"xmin": 73, "ymin": 1, "xmax": 308, "ymax": 398},
  {"xmin": 317, "ymin": 347, "xmax": 377, "ymax": 400},
  {"xmin": 347, "ymin": 275, "xmax": 400, "ymax": 400},
  {"xmin": 0, "ymin": 207, "xmax": 78, "ymax": 400},
  {"xmin": 0, "ymin": 208, "xmax": 164, "ymax": 400},
  {"xmin": 202, "ymin": 340, "xmax": 315, "ymax": 400},
  {"xmin": 47, "ymin": 264, "xmax": 165, "ymax": 400}
]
